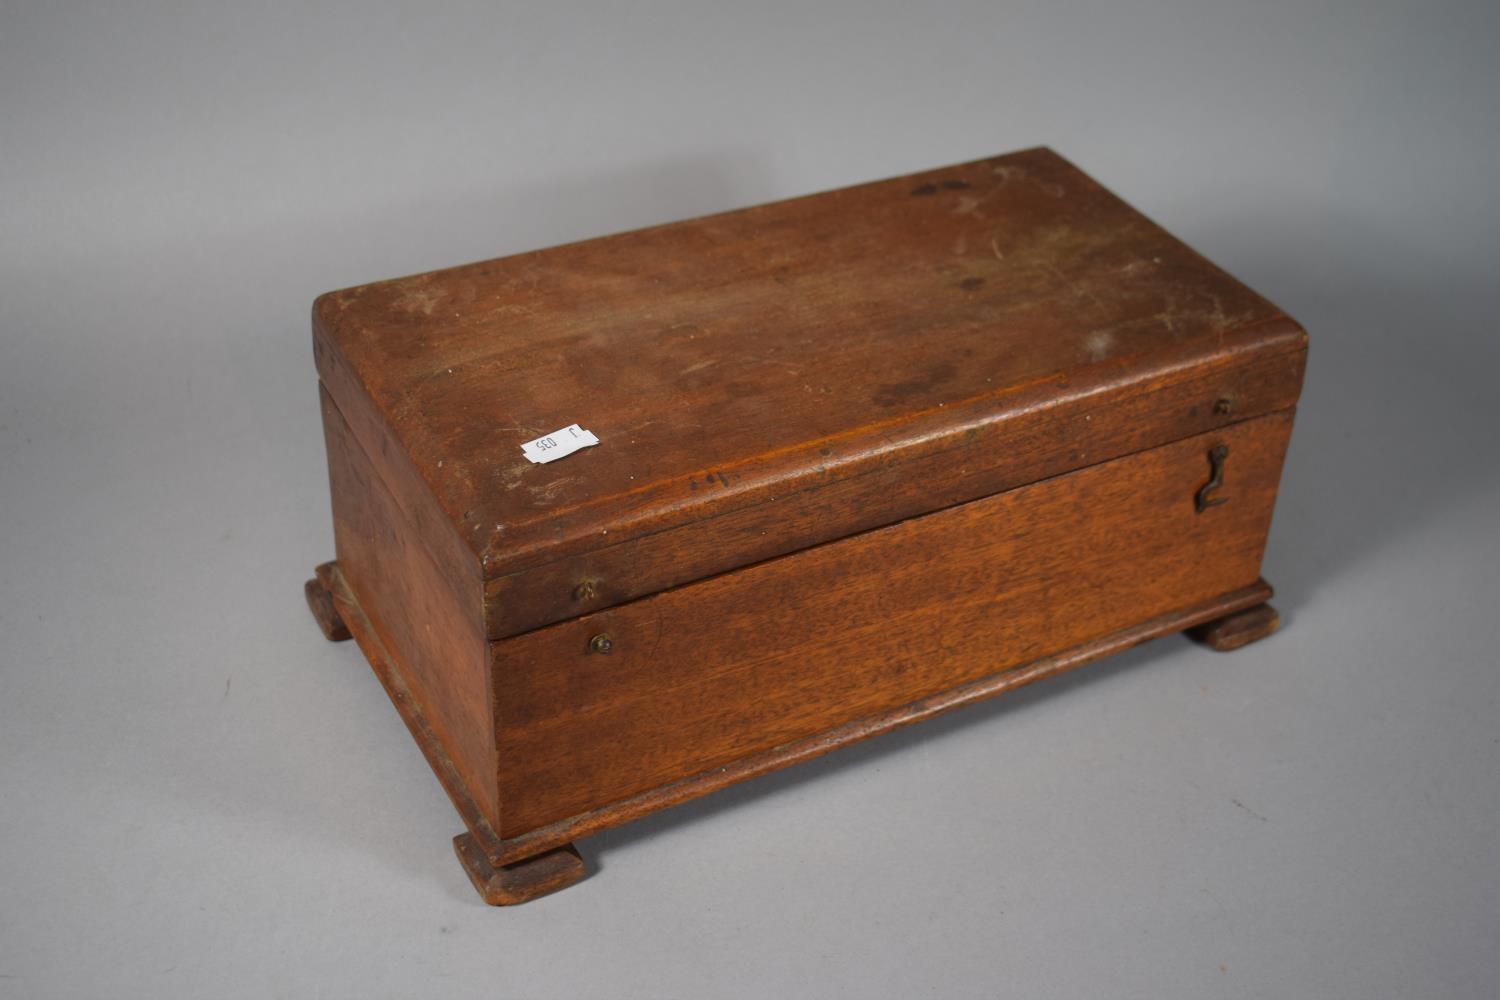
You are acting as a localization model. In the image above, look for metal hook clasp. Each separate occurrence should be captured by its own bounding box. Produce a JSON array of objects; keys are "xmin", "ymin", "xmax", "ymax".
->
[{"xmin": 1195, "ymin": 443, "xmax": 1230, "ymax": 513}]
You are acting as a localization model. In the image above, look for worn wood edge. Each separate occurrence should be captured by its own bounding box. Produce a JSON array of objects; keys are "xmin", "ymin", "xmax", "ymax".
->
[
  {"xmin": 311, "ymin": 347, "xmax": 484, "ymax": 599},
  {"xmin": 1187, "ymin": 601, "xmax": 1281, "ymax": 652},
  {"xmin": 316, "ymin": 298, "xmax": 1305, "ymax": 590},
  {"xmin": 453, "ymin": 833, "xmax": 586, "ymax": 906},
  {"xmin": 473, "ymin": 335, "xmax": 1308, "ymax": 578},
  {"xmin": 493, "ymin": 577, "xmax": 1275, "ymax": 864},
  {"xmin": 314, "ymin": 562, "xmax": 509, "ymax": 865},
  {"xmin": 304, "ymin": 572, "xmax": 352, "ymax": 642}
]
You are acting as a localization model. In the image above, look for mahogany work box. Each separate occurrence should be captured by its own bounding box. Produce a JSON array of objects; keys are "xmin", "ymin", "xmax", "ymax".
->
[{"xmin": 305, "ymin": 147, "xmax": 1306, "ymax": 904}]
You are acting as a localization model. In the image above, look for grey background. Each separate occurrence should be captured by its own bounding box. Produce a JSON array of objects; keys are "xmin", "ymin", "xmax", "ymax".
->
[{"xmin": 2, "ymin": 1, "xmax": 1497, "ymax": 997}]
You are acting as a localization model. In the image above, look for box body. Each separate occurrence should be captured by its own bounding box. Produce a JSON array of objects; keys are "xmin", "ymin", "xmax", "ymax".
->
[{"xmin": 310, "ymin": 147, "xmax": 1306, "ymax": 878}]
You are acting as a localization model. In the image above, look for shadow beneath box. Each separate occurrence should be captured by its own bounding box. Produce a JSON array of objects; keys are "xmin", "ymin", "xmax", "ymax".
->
[{"xmin": 583, "ymin": 629, "xmax": 1195, "ymax": 864}]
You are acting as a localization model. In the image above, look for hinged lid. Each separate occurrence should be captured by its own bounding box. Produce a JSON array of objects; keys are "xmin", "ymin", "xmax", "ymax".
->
[{"xmin": 313, "ymin": 147, "xmax": 1306, "ymax": 638}]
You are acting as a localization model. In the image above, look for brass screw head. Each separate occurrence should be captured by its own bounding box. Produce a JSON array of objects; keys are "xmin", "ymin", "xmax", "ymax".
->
[
  {"xmin": 1213, "ymin": 396, "xmax": 1234, "ymax": 415},
  {"xmin": 574, "ymin": 580, "xmax": 598, "ymax": 601},
  {"xmin": 588, "ymin": 633, "xmax": 614, "ymax": 655}
]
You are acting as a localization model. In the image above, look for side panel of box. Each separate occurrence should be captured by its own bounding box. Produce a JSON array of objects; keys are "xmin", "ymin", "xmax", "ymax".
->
[
  {"xmin": 492, "ymin": 410, "xmax": 1294, "ymax": 837},
  {"xmin": 319, "ymin": 384, "xmax": 499, "ymax": 826}
]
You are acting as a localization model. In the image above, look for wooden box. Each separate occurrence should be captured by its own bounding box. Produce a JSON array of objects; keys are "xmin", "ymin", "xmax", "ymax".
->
[{"xmin": 304, "ymin": 147, "xmax": 1306, "ymax": 904}]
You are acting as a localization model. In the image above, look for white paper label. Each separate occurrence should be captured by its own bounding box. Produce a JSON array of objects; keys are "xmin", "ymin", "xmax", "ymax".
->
[{"xmin": 520, "ymin": 424, "xmax": 599, "ymax": 464}]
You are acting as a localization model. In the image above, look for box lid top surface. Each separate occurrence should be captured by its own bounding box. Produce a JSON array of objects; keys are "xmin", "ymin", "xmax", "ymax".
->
[{"xmin": 314, "ymin": 147, "xmax": 1304, "ymax": 581}]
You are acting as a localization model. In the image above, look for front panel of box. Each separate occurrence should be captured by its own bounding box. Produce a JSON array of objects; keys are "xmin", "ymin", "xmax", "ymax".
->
[{"xmin": 492, "ymin": 411, "xmax": 1294, "ymax": 836}]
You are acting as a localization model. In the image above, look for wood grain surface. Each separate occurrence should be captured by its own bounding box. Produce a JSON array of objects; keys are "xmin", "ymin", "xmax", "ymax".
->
[
  {"xmin": 484, "ymin": 346, "xmax": 1304, "ymax": 638},
  {"xmin": 493, "ymin": 412, "xmax": 1294, "ymax": 836},
  {"xmin": 319, "ymin": 386, "xmax": 499, "ymax": 825},
  {"xmin": 312, "ymin": 147, "xmax": 1306, "ymax": 642}
]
